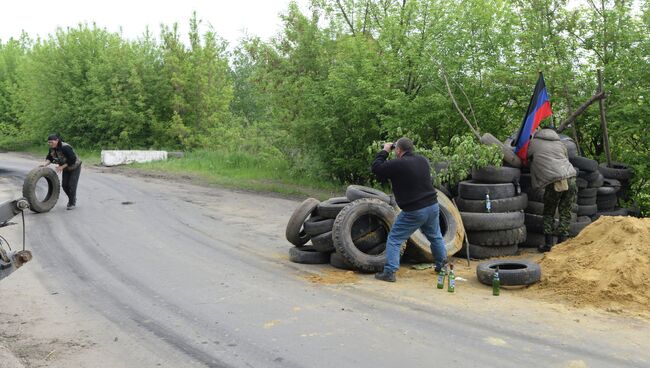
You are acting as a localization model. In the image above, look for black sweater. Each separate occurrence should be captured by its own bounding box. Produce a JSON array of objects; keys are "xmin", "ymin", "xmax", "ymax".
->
[
  {"xmin": 46, "ymin": 142, "xmax": 77, "ymax": 168},
  {"xmin": 371, "ymin": 150, "xmax": 437, "ymax": 211}
]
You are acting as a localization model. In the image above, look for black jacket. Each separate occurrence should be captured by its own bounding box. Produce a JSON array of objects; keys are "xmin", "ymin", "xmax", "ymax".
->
[
  {"xmin": 46, "ymin": 142, "xmax": 78, "ymax": 169},
  {"xmin": 371, "ymin": 150, "xmax": 437, "ymax": 211}
]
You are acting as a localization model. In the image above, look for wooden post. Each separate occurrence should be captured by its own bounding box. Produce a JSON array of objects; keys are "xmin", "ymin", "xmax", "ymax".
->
[{"xmin": 597, "ymin": 69, "xmax": 612, "ymax": 167}]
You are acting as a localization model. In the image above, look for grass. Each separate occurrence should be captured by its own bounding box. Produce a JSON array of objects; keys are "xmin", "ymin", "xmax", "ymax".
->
[
  {"xmin": 4, "ymin": 144, "xmax": 344, "ymax": 200},
  {"xmin": 131, "ymin": 150, "xmax": 345, "ymax": 200}
]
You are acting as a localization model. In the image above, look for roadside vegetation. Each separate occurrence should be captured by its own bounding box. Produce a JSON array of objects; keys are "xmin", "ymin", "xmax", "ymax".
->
[{"xmin": 0, "ymin": 1, "xmax": 648, "ymax": 212}]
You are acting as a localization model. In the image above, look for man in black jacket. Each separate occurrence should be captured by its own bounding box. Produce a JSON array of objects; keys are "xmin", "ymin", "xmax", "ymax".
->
[
  {"xmin": 371, "ymin": 137, "xmax": 447, "ymax": 282},
  {"xmin": 41, "ymin": 134, "xmax": 82, "ymax": 210}
]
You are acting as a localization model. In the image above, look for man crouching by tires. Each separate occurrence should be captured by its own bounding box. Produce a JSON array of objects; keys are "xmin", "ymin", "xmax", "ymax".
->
[
  {"xmin": 41, "ymin": 134, "xmax": 82, "ymax": 210},
  {"xmin": 371, "ymin": 137, "xmax": 447, "ymax": 282}
]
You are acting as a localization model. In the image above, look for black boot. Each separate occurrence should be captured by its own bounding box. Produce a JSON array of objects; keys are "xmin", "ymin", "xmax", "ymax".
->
[
  {"xmin": 374, "ymin": 270, "xmax": 396, "ymax": 282},
  {"xmin": 557, "ymin": 234, "xmax": 568, "ymax": 244},
  {"xmin": 538, "ymin": 234, "xmax": 555, "ymax": 253}
]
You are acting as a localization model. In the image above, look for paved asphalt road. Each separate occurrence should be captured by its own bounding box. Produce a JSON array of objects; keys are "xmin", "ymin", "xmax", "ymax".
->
[{"xmin": 0, "ymin": 153, "xmax": 648, "ymax": 368}]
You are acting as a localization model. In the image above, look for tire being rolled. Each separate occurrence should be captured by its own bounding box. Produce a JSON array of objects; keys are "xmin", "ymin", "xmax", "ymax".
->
[
  {"xmin": 23, "ymin": 167, "xmax": 60, "ymax": 213},
  {"xmin": 332, "ymin": 198, "xmax": 398, "ymax": 273}
]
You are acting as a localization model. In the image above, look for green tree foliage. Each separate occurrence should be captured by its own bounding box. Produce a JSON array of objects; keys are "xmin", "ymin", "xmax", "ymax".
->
[{"xmin": 0, "ymin": 1, "xmax": 647, "ymax": 210}]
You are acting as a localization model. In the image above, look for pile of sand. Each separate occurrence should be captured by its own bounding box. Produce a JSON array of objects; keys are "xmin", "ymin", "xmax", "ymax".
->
[{"xmin": 534, "ymin": 216, "xmax": 650, "ymax": 315}]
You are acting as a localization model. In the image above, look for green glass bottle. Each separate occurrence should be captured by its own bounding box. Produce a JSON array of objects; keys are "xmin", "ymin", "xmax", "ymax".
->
[
  {"xmin": 447, "ymin": 264, "xmax": 455, "ymax": 293},
  {"xmin": 436, "ymin": 266, "xmax": 446, "ymax": 289},
  {"xmin": 492, "ymin": 266, "xmax": 500, "ymax": 296}
]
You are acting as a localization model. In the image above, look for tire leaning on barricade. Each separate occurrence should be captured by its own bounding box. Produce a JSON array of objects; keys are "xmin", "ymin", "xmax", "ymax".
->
[
  {"xmin": 22, "ymin": 167, "xmax": 60, "ymax": 213},
  {"xmin": 332, "ymin": 198, "xmax": 399, "ymax": 273}
]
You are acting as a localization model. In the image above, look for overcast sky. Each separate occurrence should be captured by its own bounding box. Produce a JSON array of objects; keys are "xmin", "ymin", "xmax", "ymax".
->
[{"xmin": 0, "ymin": 0, "xmax": 309, "ymax": 46}]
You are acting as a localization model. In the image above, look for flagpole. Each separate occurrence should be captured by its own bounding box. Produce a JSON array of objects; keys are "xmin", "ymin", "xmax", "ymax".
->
[{"xmin": 597, "ymin": 69, "xmax": 612, "ymax": 167}]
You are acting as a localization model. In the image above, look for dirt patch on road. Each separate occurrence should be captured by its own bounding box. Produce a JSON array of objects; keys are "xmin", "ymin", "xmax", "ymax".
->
[
  {"xmin": 304, "ymin": 269, "xmax": 360, "ymax": 284},
  {"xmin": 527, "ymin": 216, "xmax": 650, "ymax": 318}
]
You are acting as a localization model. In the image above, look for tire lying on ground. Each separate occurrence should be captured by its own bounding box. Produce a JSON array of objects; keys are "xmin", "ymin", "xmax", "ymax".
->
[
  {"xmin": 330, "ymin": 252, "xmax": 356, "ymax": 270},
  {"xmin": 470, "ymin": 166, "xmax": 521, "ymax": 184},
  {"xmin": 345, "ymin": 185, "xmax": 391, "ymax": 204},
  {"xmin": 458, "ymin": 181, "xmax": 516, "ymax": 200},
  {"xmin": 285, "ymin": 198, "xmax": 320, "ymax": 246},
  {"xmin": 460, "ymin": 243, "xmax": 518, "ymax": 259},
  {"xmin": 476, "ymin": 260, "xmax": 541, "ymax": 286},
  {"xmin": 406, "ymin": 189, "xmax": 465, "ymax": 263},
  {"xmin": 455, "ymin": 193, "xmax": 527, "ymax": 213},
  {"xmin": 460, "ymin": 211, "xmax": 524, "ymax": 232},
  {"xmin": 23, "ymin": 167, "xmax": 61, "ymax": 213},
  {"xmin": 289, "ymin": 246, "xmax": 330, "ymax": 264},
  {"xmin": 332, "ymin": 198, "xmax": 399, "ymax": 273}
]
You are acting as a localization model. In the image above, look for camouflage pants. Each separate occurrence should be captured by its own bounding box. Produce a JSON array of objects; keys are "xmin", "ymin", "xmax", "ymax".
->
[{"xmin": 543, "ymin": 178, "xmax": 577, "ymax": 236}]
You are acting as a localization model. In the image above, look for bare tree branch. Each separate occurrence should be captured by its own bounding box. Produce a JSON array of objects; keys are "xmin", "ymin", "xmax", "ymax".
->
[
  {"xmin": 557, "ymin": 91, "xmax": 605, "ymax": 133},
  {"xmin": 336, "ymin": 0, "xmax": 356, "ymax": 36},
  {"xmin": 441, "ymin": 70, "xmax": 482, "ymax": 140}
]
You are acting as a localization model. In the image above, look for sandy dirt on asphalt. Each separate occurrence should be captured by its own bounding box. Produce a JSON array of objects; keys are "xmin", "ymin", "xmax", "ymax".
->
[{"xmin": 527, "ymin": 216, "xmax": 650, "ymax": 317}]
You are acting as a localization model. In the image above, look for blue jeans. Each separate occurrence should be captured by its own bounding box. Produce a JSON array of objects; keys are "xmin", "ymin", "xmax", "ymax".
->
[{"xmin": 384, "ymin": 203, "xmax": 447, "ymax": 273}]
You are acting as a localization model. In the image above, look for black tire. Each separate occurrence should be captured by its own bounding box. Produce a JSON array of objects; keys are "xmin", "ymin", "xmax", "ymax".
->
[
  {"xmin": 596, "ymin": 194, "xmax": 617, "ymax": 208},
  {"xmin": 285, "ymin": 198, "xmax": 320, "ymax": 246},
  {"xmin": 577, "ymin": 196, "xmax": 597, "ymax": 206},
  {"xmin": 303, "ymin": 216, "xmax": 335, "ymax": 237},
  {"xmin": 467, "ymin": 226, "xmax": 526, "ymax": 247},
  {"xmin": 288, "ymin": 246, "xmax": 330, "ymax": 264},
  {"xmin": 318, "ymin": 197, "xmax": 351, "ymax": 219},
  {"xmin": 525, "ymin": 187, "xmax": 545, "ymax": 202},
  {"xmin": 578, "ymin": 188, "xmax": 598, "ymax": 198},
  {"xmin": 22, "ymin": 167, "xmax": 61, "ymax": 213},
  {"xmin": 460, "ymin": 211, "xmax": 524, "ymax": 231},
  {"xmin": 569, "ymin": 156, "xmax": 598, "ymax": 172},
  {"xmin": 597, "ymin": 186, "xmax": 618, "ymax": 196},
  {"xmin": 519, "ymin": 174, "xmax": 532, "ymax": 190},
  {"xmin": 577, "ymin": 204, "xmax": 598, "ymax": 216},
  {"xmin": 576, "ymin": 177, "xmax": 588, "ymax": 189},
  {"xmin": 332, "ymin": 199, "xmax": 398, "ymax": 273},
  {"xmin": 564, "ymin": 140, "xmax": 578, "ymax": 158},
  {"xmin": 329, "ymin": 252, "xmax": 356, "ymax": 271},
  {"xmin": 587, "ymin": 173, "xmax": 604, "ymax": 188},
  {"xmin": 525, "ymin": 201, "xmax": 544, "ymax": 215},
  {"xmin": 570, "ymin": 219, "xmax": 591, "ymax": 237},
  {"xmin": 579, "ymin": 170, "xmax": 600, "ymax": 182},
  {"xmin": 594, "ymin": 208, "xmax": 629, "ymax": 218},
  {"xmin": 454, "ymin": 193, "xmax": 527, "ymax": 213},
  {"xmin": 458, "ymin": 181, "xmax": 515, "ymax": 200},
  {"xmin": 598, "ymin": 162, "xmax": 633, "ymax": 181},
  {"xmin": 460, "ymin": 243, "xmax": 518, "ymax": 259},
  {"xmin": 476, "ymin": 260, "xmax": 541, "ymax": 286},
  {"xmin": 602, "ymin": 178, "xmax": 621, "ymax": 189},
  {"xmin": 345, "ymin": 185, "xmax": 390, "ymax": 204},
  {"xmin": 354, "ymin": 226, "xmax": 387, "ymax": 252},
  {"xmin": 470, "ymin": 166, "xmax": 521, "ymax": 184},
  {"xmin": 520, "ymin": 232, "xmax": 556, "ymax": 248},
  {"xmin": 311, "ymin": 231, "xmax": 334, "ymax": 252}
]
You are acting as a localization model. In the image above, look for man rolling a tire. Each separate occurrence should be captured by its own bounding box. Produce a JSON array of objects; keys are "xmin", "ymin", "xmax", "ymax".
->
[
  {"xmin": 41, "ymin": 134, "xmax": 82, "ymax": 210},
  {"xmin": 527, "ymin": 128, "xmax": 577, "ymax": 252},
  {"xmin": 371, "ymin": 137, "xmax": 447, "ymax": 282}
]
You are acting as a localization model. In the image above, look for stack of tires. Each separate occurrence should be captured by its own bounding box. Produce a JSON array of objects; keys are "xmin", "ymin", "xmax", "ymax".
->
[
  {"xmin": 286, "ymin": 185, "xmax": 466, "ymax": 271},
  {"xmin": 285, "ymin": 186, "xmax": 393, "ymax": 272},
  {"xmin": 455, "ymin": 166, "xmax": 527, "ymax": 259},
  {"xmin": 569, "ymin": 155, "xmax": 600, "ymax": 235},
  {"xmin": 595, "ymin": 162, "xmax": 636, "ymax": 218}
]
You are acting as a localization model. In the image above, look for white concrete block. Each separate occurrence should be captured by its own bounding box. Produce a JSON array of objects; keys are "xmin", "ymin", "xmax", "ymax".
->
[{"xmin": 101, "ymin": 150, "xmax": 168, "ymax": 166}]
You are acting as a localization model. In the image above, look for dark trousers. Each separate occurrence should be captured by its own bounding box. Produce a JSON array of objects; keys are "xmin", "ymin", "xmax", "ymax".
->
[{"xmin": 62, "ymin": 164, "xmax": 81, "ymax": 205}]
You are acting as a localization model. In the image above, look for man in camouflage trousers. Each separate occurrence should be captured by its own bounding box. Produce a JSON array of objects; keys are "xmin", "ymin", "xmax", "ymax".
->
[{"xmin": 527, "ymin": 128, "xmax": 577, "ymax": 252}]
